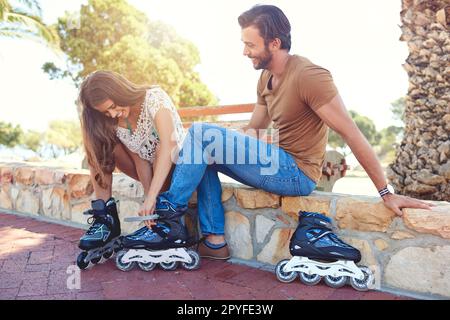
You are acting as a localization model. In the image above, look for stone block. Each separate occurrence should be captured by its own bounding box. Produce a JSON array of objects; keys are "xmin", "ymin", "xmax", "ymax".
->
[
  {"xmin": 42, "ymin": 188, "xmax": 70, "ymax": 220},
  {"xmin": 403, "ymin": 205, "xmax": 450, "ymax": 239},
  {"xmin": 68, "ymin": 174, "xmax": 93, "ymax": 199},
  {"xmin": 255, "ymin": 215, "xmax": 276, "ymax": 243},
  {"xmin": 234, "ymin": 188, "xmax": 280, "ymax": 209},
  {"xmin": 336, "ymin": 197, "xmax": 396, "ymax": 232},
  {"xmin": 15, "ymin": 189, "xmax": 40, "ymax": 215},
  {"xmin": 0, "ymin": 185, "xmax": 12, "ymax": 210},
  {"xmin": 225, "ymin": 211, "xmax": 253, "ymax": 260},
  {"xmin": 385, "ymin": 246, "xmax": 450, "ymax": 297},
  {"xmin": 390, "ymin": 231, "xmax": 415, "ymax": 240},
  {"xmin": 257, "ymin": 228, "xmax": 294, "ymax": 265},
  {"xmin": 112, "ymin": 174, "xmax": 144, "ymax": 199},
  {"xmin": 14, "ymin": 167, "xmax": 34, "ymax": 185},
  {"xmin": 281, "ymin": 193, "xmax": 332, "ymax": 221},
  {"xmin": 71, "ymin": 201, "xmax": 91, "ymax": 225},
  {"xmin": 35, "ymin": 168, "xmax": 66, "ymax": 185}
]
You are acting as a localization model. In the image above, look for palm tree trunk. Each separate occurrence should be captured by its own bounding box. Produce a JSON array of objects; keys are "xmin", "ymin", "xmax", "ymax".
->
[{"xmin": 388, "ymin": 0, "xmax": 450, "ymax": 201}]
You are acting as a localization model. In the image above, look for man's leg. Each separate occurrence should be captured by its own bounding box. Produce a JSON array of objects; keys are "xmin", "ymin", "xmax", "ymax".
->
[
  {"xmin": 157, "ymin": 122, "xmax": 272, "ymax": 213},
  {"xmin": 196, "ymin": 166, "xmax": 225, "ymax": 236},
  {"xmin": 157, "ymin": 122, "xmax": 315, "ymax": 225}
]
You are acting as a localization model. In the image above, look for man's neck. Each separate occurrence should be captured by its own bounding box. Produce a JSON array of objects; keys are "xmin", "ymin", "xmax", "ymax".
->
[{"xmin": 268, "ymin": 51, "xmax": 291, "ymax": 77}]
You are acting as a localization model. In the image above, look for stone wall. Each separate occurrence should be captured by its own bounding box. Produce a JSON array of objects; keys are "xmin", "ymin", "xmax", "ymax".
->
[
  {"xmin": 1, "ymin": 162, "xmax": 450, "ymax": 298},
  {"xmin": 388, "ymin": 0, "xmax": 450, "ymax": 201}
]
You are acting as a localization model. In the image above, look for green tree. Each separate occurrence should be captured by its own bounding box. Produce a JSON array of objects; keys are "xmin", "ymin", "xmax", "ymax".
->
[
  {"xmin": 390, "ymin": 97, "xmax": 406, "ymax": 123},
  {"xmin": 21, "ymin": 129, "xmax": 44, "ymax": 152},
  {"xmin": 43, "ymin": 0, "xmax": 217, "ymax": 107},
  {"xmin": 0, "ymin": 121, "xmax": 23, "ymax": 147},
  {"xmin": 45, "ymin": 120, "xmax": 82, "ymax": 155},
  {"xmin": 328, "ymin": 110, "xmax": 381, "ymax": 156},
  {"xmin": 0, "ymin": 0, "xmax": 59, "ymax": 47},
  {"xmin": 377, "ymin": 125, "xmax": 403, "ymax": 162}
]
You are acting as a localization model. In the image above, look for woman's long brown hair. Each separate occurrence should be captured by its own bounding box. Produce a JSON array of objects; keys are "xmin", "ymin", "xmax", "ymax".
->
[{"xmin": 78, "ymin": 71, "xmax": 149, "ymax": 189}]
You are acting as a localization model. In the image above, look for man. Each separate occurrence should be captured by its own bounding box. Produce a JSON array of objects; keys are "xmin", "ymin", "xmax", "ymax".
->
[{"xmin": 141, "ymin": 4, "xmax": 431, "ymax": 260}]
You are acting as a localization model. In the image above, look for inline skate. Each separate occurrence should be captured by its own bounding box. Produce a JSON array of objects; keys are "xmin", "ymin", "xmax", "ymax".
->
[
  {"xmin": 76, "ymin": 198, "xmax": 122, "ymax": 270},
  {"xmin": 275, "ymin": 211, "xmax": 374, "ymax": 291},
  {"xmin": 115, "ymin": 215, "xmax": 200, "ymax": 272}
]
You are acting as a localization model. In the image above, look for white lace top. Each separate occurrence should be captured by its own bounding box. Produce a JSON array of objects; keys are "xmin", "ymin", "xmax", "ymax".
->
[{"xmin": 116, "ymin": 86, "xmax": 186, "ymax": 163}]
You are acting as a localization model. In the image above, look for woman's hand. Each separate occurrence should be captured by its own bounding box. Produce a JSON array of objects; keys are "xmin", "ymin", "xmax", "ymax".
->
[{"xmin": 139, "ymin": 195, "xmax": 157, "ymax": 228}]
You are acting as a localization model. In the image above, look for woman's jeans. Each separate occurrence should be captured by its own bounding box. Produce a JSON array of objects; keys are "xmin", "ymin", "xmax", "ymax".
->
[{"xmin": 158, "ymin": 123, "xmax": 316, "ymax": 235}]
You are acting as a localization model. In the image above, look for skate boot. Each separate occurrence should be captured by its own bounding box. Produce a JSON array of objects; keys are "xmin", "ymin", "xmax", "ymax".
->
[
  {"xmin": 275, "ymin": 211, "xmax": 375, "ymax": 291},
  {"xmin": 76, "ymin": 198, "xmax": 122, "ymax": 270},
  {"xmin": 115, "ymin": 216, "xmax": 200, "ymax": 272},
  {"xmin": 153, "ymin": 198, "xmax": 188, "ymax": 220}
]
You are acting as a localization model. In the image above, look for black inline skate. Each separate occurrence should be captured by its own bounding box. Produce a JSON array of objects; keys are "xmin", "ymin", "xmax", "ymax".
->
[
  {"xmin": 76, "ymin": 198, "xmax": 122, "ymax": 270},
  {"xmin": 275, "ymin": 211, "xmax": 374, "ymax": 291},
  {"xmin": 115, "ymin": 215, "xmax": 200, "ymax": 272}
]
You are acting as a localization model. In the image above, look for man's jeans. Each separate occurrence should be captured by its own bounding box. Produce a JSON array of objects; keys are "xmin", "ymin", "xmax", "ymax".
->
[{"xmin": 158, "ymin": 123, "xmax": 316, "ymax": 235}]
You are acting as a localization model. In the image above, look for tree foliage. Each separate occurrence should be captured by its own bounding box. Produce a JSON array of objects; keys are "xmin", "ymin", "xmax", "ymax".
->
[
  {"xmin": 0, "ymin": 0, "xmax": 59, "ymax": 48},
  {"xmin": 390, "ymin": 97, "xmax": 406, "ymax": 123},
  {"xmin": 377, "ymin": 125, "xmax": 403, "ymax": 162},
  {"xmin": 22, "ymin": 129, "xmax": 44, "ymax": 152},
  {"xmin": 0, "ymin": 121, "xmax": 23, "ymax": 147},
  {"xmin": 43, "ymin": 0, "xmax": 217, "ymax": 107},
  {"xmin": 45, "ymin": 120, "xmax": 82, "ymax": 155},
  {"xmin": 328, "ymin": 110, "xmax": 381, "ymax": 155}
]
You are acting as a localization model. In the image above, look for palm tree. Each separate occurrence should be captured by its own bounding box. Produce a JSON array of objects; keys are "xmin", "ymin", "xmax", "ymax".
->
[
  {"xmin": 0, "ymin": 0, "xmax": 59, "ymax": 48},
  {"xmin": 388, "ymin": 0, "xmax": 449, "ymax": 201}
]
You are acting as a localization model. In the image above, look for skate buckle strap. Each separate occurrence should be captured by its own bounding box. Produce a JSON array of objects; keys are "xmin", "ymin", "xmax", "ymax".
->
[
  {"xmin": 124, "ymin": 215, "xmax": 159, "ymax": 223},
  {"xmin": 314, "ymin": 218, "xmax": 332, "ymax": 230}
]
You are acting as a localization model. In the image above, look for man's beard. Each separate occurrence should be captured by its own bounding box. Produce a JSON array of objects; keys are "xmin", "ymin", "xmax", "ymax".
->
[{"xmin": 252, "ymin": 47, "xmax": 273, "ymax": 70}]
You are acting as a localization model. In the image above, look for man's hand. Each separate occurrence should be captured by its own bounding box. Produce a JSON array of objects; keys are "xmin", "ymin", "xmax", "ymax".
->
[{"xmin": 382, "ymin": 193, "xmax": 433, "ymax": 216}]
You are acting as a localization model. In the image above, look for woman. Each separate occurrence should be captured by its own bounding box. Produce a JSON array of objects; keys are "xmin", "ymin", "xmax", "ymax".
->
[{"xmin": 76, "ymin": 70, "xmax": 187, "ymax": 269}]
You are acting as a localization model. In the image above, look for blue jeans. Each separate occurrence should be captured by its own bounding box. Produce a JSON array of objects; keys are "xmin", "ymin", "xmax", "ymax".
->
[{"xmin": 158, "ymin": 123, "xmax": 316, "ymax": 235}]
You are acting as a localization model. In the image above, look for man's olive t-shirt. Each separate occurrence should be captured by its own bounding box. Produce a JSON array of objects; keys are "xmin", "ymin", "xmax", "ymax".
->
[{"xmin": 257, "ymin": 55, "xmax": 338, "ymax": 182}]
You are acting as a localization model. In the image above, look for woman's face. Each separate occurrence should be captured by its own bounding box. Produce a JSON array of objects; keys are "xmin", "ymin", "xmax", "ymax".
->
[{"xmin": 94, "ymin": 99, "xmax": 131, "ymax": 120}]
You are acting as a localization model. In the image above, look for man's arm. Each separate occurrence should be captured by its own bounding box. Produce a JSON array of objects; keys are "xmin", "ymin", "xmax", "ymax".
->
[
  {"xmin": 241, "ymin": 103, "xmax": 271, "ymax": 138},
  {"xmin": 314, "ymin": 94, "xmax": 432, "ymax": 216}
]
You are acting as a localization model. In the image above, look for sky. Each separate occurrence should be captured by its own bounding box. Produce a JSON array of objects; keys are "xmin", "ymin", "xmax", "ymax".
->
[{"xmin": 0, "ymin": 0, "xmax": 408, "ymax": 132}]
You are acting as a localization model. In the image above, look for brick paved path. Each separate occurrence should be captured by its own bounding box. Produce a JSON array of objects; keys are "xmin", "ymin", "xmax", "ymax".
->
[{"xmin": 0, "ymin": 213, "xmax": 410, "ymax": 300}]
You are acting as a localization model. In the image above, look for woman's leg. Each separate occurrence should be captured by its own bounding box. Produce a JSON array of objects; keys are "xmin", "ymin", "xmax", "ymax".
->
[
  {"xmin": 113, "ymin": 143, "xmax": 140, "ymax": 181},
  {"xmin": 88, "ymin": 143, "xmax": 140, "ymax": 202},
  {"xmin": 88, "ymin": 166, "xmax": 112, "ymax": 203}
]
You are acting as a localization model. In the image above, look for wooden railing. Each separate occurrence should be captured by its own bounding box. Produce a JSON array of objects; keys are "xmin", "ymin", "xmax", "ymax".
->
[{"xmin": 177, "ymin": 103, "xmax": 254, "ymax": 129}]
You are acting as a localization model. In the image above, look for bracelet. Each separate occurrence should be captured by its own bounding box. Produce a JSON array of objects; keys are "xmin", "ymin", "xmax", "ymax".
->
[{"xmin": 378, "ymin": 187, "xmax": 391, "ymax": 197}]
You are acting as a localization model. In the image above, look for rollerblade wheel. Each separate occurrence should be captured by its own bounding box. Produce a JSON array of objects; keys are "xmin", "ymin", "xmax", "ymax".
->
[
  {"xmin": 76, "ymin": 252, "xmax": 91, "ymax": 270},
  {"xmin": 275, "ymin": 259, "xmax": 297, "ymax": 283},
  {"xmin": 159, "ymin": 261, "xmax": 178, "ymax": 271},
  {"xmin": 91, "ymin": 256, "xmax": 101, "ymax": 264},
  {"xmin": 103, "ymin": 249, "xmax": 114, "ymax": 260},
  {"xmin": 99, "ymin": 249, "xmax": 114, "ymax": 264},
  {"xmin": 350, "ymin": 266, "xmax": 374, "ymax": 292},
  {"xmin": 113, "ymin": 238, "xmax": 123, "ymax": 253},
  {"xmin": 115, "ymin": 250, "xmax": 136, "ymax": 272},
  {"xmin": 138, "ymin": 261, "xmax": 156, "ymax": 272},
  {"xmin": 299, "ymin": 272, "xmax": 322, "ymax": 286},
  {"xmin": 324, "ymin": 275, "xmax": 348, "ymax": 288},
  {"xmin": 181, "ymin": 250, "xmax": 200, "ymax": 271}
]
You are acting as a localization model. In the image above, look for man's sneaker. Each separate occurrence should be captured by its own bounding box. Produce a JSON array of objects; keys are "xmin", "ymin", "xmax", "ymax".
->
[{"xmin": 197, "ymin": 239, "xmax": 231, "ymax": 260}]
